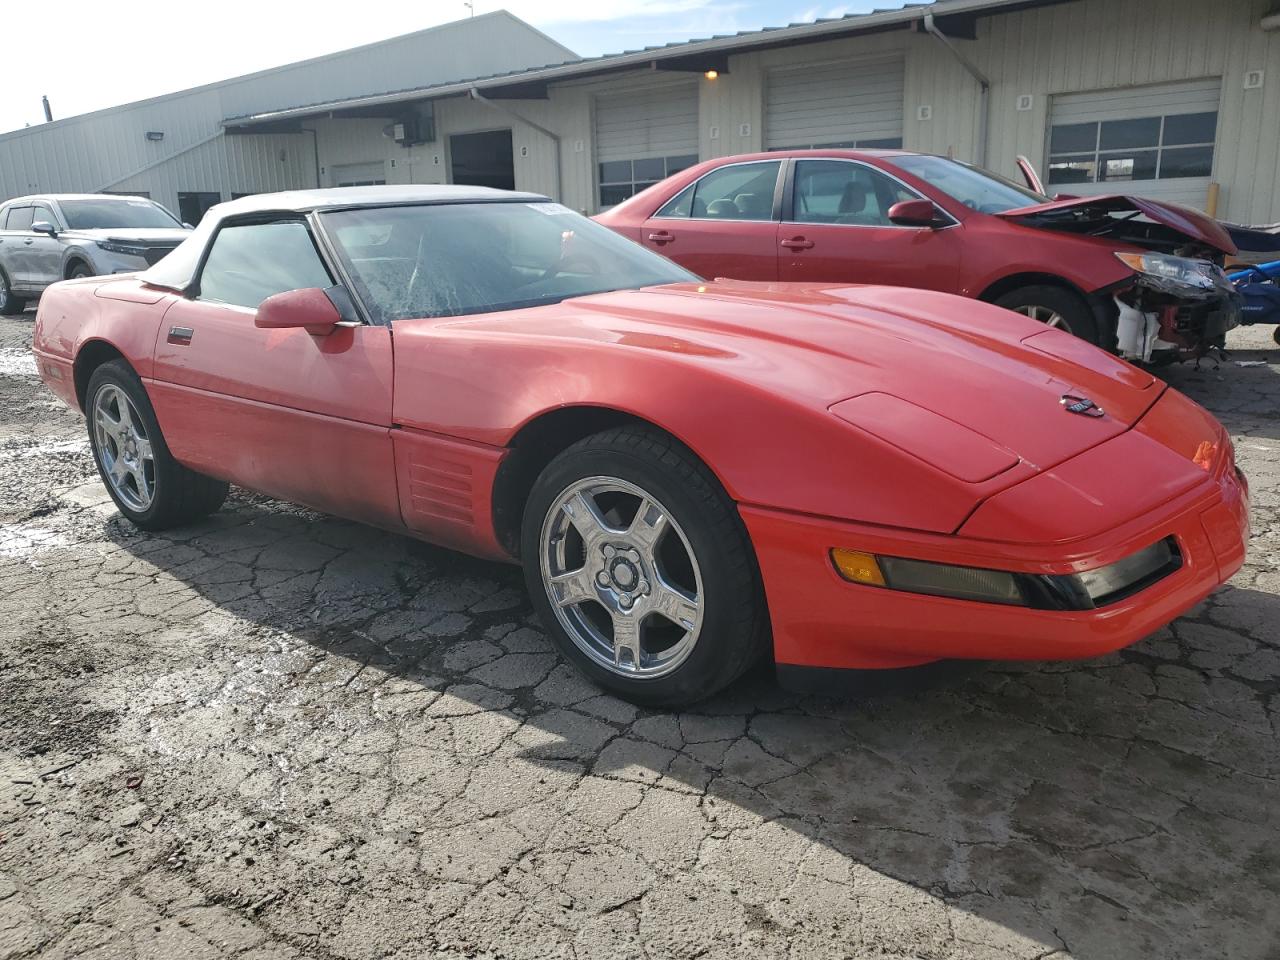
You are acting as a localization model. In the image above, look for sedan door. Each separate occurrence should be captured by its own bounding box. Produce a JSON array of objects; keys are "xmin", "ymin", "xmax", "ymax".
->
[
  {"xmin": 147, "ymin": 216, "xmax": 402, "ymax": 529},
  {"xmin": 638, "ymin": 159, "xmax": 783, "ymax": 280},
  {"xmin": 777, "ymin": 159, "xmax": 963, "ymax": 293}
]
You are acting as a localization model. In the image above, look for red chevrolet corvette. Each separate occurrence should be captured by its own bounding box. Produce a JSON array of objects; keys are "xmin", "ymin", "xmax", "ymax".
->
[{"xmin": 32, "ymin": 187, "xmax": 1248, "ymax": 706}]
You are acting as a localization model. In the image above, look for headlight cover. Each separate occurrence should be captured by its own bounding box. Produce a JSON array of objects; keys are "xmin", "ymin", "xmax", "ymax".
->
[
  {"xmin": 96, "ymin": 240, "xmax": 148, "ymax": 257},
  {"xmin": 1115, "ymin": 251, "xmax": 1222, "ymax": 291},
  {"xmin": 831, "ymin": 538, "xmax": 1181, "ymax": 610}
]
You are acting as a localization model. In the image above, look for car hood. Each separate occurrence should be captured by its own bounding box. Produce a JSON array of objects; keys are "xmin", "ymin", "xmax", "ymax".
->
[
  {"xmin": 64, "ymin": 228, "xmax": 191, "ymax": 244},
  {"xmin": 454, "ymin": 280, "xmax": 1165, "ymax": 476},
  {"xmin": 996, "ymin": 195, "xmax": 1237, "ymax": 255}
]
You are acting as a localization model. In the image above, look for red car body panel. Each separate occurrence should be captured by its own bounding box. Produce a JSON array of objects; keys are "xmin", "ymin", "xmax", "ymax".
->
[
  {"xmin": 996, "ymin": 194, "xmax": 1237, "ymax": 255},
  {"xmin": 32, "ymin": 246, "xmax": 1248, "ymax": 674},
  {"xmin": 593, "ymin": 149, "xmax": 1223, "ymax": 302}
]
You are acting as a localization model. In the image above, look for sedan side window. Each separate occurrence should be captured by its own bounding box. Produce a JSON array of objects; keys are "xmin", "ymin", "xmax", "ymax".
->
[
  {"xmin": 197, "ymin": 220, "xmax": 333, "ymax": 310},
  {"xmin": 792, "ymin": 160, "xmax": 921, "ymax": 226},
  {"xmin": 656, "ymin": 160, "xmax": 781, "ymax": 221},
  {"xmin": 5, "ymin": 207, "xmax": 34, "ymax": 231}
]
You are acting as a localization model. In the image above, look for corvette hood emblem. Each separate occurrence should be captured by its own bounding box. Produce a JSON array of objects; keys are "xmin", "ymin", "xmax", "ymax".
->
[{"xmin": 1061, "ymin": 394, "xmax": 1105, "ymax": 417}]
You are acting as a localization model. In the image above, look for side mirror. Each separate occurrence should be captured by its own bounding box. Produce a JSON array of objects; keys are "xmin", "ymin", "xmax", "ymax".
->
[
  {"xmin": 32, "ymin": 221, "xmax": 57, "ymax": 237},
  {"xmin": 887, "ymin": 199, "xmax": 946, "ymax": 228},
  {"xmin": 255, "ymin": 286, "xmax": 359, "ymax": 336}
]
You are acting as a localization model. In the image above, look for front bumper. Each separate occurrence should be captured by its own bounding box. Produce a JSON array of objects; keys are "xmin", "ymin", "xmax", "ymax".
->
[{"xmin": 745, "ymin": 441, "xmax": 1248, "ymax": 674}]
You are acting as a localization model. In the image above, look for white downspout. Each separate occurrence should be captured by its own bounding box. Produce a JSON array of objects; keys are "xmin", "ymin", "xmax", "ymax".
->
[
  {"xmin": 922, "ymin": 12, "xmax": 991, "ymax": 168},
  {"xmin": 468, "ymin": 88, "xmax": 564, "ymax": 202}
]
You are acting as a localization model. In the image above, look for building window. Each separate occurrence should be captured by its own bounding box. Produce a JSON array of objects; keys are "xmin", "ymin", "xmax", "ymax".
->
[
  {"xmin": 1047, "ymin": 111, "xmax": 1217, "ymax": 186},
  {"xmin": 768, "ymin": 137, "xmax": 903, "ymax": 151},
  {"xmin": 178, "ymin": 192, "xmax": 222, "ymax": 225},
  {"xmin": 598, "ymin": 154, "xmax": 698, "ymax": 208}
]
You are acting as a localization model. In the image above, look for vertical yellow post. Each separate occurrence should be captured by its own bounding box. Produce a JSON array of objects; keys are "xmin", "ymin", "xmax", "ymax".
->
[{"xmin": 1206, "ymin": 181, "xmax": 1220, "ymax": 218}]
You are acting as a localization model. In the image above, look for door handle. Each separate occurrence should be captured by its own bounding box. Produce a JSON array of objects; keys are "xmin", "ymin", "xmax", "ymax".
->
[
  {"xmin": 23, "ymin": 239, "xmax": 34, "ymax": 246},
  {"xmin": 647, "ymin": 231, "xmax": 674, "ymax": 244},
  {"xmin": 780, "ymin": 237, "xmax": 814, "ymax": 250},
  {"xmin": 167, "ymin": 326, "xmax": 194, "ymax": 346}
]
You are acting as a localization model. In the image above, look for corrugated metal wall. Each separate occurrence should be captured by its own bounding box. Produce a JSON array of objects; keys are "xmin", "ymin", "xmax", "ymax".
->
[
  {"xmin": 0, "ymin": 11, "xmax": 575, "ymax": 216},
  {"xmin": 375, "ymin": 0, "xmax": 1275, "ymax": 222}
]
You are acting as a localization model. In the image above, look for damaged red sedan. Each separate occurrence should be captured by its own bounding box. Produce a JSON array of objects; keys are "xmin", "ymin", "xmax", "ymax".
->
[
  {"xmin": 595, "ymin": 150, "xmax": 1242, "ymax": 364},
  {"xmin": 32, "ymin": 187, "xmax": 1248, "ymax": 705}
]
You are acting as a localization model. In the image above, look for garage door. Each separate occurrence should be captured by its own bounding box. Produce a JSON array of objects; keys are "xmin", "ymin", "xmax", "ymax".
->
[
  {"xmin": 595, "ymin": 82, "xmax": 699, "ymax": 209},
  {"xmin": 330, "ymin": 161, "xmax": 387, "ymax": 187},
  {"xmin": 1046, "ymin": 79, "xmax": 1221, "ymax": 209},
  {"xmin": 765, "ymin": 56, "xmax": 904, "ymax": 151}
]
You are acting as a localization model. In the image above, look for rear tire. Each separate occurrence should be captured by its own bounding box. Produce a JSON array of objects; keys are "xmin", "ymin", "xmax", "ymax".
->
[
  {"xmin": 86, "ymin": 360, "xmax": 228, "ymax": 531},
  {"xmin": 0, "ymin": 271, "xmax": 26, "ymax": 316},
  {"xmin": 521, "ymin": 426, "xmax": 767, "ymax": 707},
  {"xmin": 995, "ymin": 284, "xmax": 1101, "ymax": 346}
]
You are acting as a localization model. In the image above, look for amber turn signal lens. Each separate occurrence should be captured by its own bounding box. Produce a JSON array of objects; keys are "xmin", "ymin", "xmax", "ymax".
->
[{"xmin": 830, "ymin": 549, "xmax": 886, "ymax": 586}]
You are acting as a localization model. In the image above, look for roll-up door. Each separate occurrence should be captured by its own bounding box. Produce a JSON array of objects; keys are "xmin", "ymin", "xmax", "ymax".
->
[
  {"xmin": 595, "ymin": 82, "xmax": 699, "ymax": 209},
  {"xmin": 765, "ymin": 56, "xmax": 904, "ymax": 151},
  {"xmin": 1046, "ymin": 79, "xmax": 1221, "ymax": 208}
]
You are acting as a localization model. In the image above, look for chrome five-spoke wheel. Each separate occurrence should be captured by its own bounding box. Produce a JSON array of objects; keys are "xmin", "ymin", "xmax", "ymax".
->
[
  {"xmin": 92, "ymin": 382, "xmax": 155, "ymax": 511},
  {"xmin": 540, "ymin": 477, "xmax": 703, "ymax": 678}
]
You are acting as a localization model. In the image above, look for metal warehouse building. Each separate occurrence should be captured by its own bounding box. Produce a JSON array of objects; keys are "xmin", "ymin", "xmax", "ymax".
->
[{"xmin": 3, "ymin": 0, "xmax": 1279, "ymax": 227}]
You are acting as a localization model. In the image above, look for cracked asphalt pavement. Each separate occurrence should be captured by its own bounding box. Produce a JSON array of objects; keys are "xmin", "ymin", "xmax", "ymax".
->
[{"xmin": 0, "ymin": 312, "xmax": 1277, "ymax": 960}]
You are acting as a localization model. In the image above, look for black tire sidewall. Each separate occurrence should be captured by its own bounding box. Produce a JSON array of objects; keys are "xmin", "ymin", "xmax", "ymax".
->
[
  {"xmin": 521, "ymin": 435, "xmax": 763, "ymax": 706},
  {"xmin": 0, "ymin": 270, "xmax": 23, "ymax": 315},
  {"xmin": 996, "ymin": 284, "xmax": 1101, "ymax": 346},
  {"xmin": 85, "ymin": 361, "xmax": 184, "ymax": 530},
  {"xmin": 69, "ymin": 263, "xmax": 92, "ymax": 280}
]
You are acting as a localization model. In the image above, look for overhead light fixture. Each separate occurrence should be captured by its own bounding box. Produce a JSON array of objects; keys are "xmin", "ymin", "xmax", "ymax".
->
[
  {"xmin": 704, "ymin": 69, "xmax": 719, "ymax": 80},
  {"xmin": 145, "ymin": 131, "xmax": 164, "ymax": 141}
]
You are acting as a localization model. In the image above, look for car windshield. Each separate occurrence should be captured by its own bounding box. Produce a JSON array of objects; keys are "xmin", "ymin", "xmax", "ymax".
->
[
  {"xmin": 322, "ymin": 201, "xmax": 697, "ymax": 322},
  {"xmin": 889, "ymin": 155, "xmax": 1049, "ymax": 214},
  {"xmin": 59, "ymin": 198, "xmax": 183, "ymax": 230}
]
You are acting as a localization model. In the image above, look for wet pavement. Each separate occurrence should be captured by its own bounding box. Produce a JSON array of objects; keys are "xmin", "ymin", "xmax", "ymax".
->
[{"xmin": 0, "ymin": 312, "xmax": 1277, "ymax": 959}]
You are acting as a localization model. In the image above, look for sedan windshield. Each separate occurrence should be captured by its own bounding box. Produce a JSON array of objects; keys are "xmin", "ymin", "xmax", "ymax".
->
[
  {"xmin": 59, "ymin": 198, "xmax": 183, "ymax": 230},
  {"xmin": 322, "ymin": 201, "xmax": 697, "ymax": 323},
  {"xmin": 889, "ymin": 155, "xmax": 1048, "ymax": 214}
]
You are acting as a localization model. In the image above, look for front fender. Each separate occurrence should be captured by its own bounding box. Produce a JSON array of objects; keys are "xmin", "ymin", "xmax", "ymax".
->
[{"xmin": 390, "ymin": 321, "xmax": 1013, "ymax": 534}]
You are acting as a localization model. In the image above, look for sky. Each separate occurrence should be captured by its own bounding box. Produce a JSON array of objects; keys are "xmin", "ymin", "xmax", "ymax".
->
[{"xmin": 0, "ymin": 0, "xmax": 899, "ymax": 134}]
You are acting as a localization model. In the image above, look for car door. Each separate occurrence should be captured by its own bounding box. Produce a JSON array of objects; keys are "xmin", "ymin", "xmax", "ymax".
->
[
  {"xmin": 28, "ymin": 203, "xmax": 64, "ymax": 290},
  {"xmin": 2, "ymin": 206, "xmax": 35, "ymax": 287},
  {"xmin": 638, "ymin": 159, "xmax": 782, "ymax": 280},
  {"xmin": 147, "ymin": 216, "xmax": 402, "ymax": 528},
  {"xmin": 777, "ymin": 159, "xmax": 963, "ymax": 293}
]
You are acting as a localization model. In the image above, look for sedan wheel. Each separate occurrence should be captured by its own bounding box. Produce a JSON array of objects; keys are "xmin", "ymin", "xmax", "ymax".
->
[
  {"xmin": 522, "ymin": 426, "xmax": 767, "ymax": 706},
  {"xmin": 92, "ymin": 382, "xmax": 156, "ymax": 511},
  {"xmin": 1013, "ymin": 304, "xmax": 1071, "ymax": 332},
  {"xmin": 540, "ymin": 477, "xmax": 703, "ymax": 678}
]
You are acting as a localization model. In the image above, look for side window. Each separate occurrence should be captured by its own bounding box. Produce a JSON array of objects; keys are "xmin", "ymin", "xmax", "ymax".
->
[
  {"xmin": 658, "ymin": 160, "xmax": 781, "ymax": 221},
  {"xmin": 792, "ymin": 160, "xmax": 922, "ymax": 226},
  {"xmin": 32, "ymin": 205, "xmax": 58, "ymax": 228},
  {"xmin": 6, "ymin": 207, "xmax": 34, "ymax": 231},
  {"xmin": 197, "ymin": 221, "xmax": 333, "ymax": 310}
]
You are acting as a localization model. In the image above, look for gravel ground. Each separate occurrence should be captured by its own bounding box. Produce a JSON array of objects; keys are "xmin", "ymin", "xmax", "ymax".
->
[{"xmin": 0, "ymin": 310, "xmax": 1277, "ymax": 960}]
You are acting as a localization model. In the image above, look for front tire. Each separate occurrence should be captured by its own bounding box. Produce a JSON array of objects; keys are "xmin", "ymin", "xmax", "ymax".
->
[
  {"xmin": 68, "ymin": 262, "xmax": 93, "ymax": 280},
  {"xmin": 521, "ymin": 426, "xmax": 767, "ymax": 707},
  {"xmin": 0, "ymin": 271, "xmax": 26, "ymax": 316},
  {"xmin": 995, "ymin": 284, "xmax": 1101, "ymax": 346},
  {"xmin": 86, "ymin": 360, "xmax": 228, "ymax": 530}
]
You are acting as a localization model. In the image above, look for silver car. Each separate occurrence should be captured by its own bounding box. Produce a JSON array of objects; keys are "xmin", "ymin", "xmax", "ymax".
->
[{"xmin": 0, "ymin": 194, "xmax": 191, "ymax": 315}]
